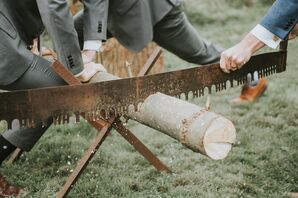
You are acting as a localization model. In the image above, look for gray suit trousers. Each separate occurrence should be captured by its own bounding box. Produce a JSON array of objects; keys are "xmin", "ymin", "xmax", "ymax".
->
[{"xmin": 153, "ymin": 6, "xmax": 223, "ymax": 65}]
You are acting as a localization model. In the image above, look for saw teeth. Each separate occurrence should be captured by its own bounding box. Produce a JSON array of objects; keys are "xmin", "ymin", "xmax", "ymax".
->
[
  {"xmin": 86, "ymin": 111, "xmax": 95, "ymax": 121},
  {"xmin": 222, "ymin": 82, "xmax": 226, "ymax": 90},
  {"xmin": 185, "ymin": 92, "xmax": 189, "ymax": 100},
  {"xmin": 99, "ymin": 109, "xmax": 106, "ymax": 120},
  {"xmin": 198, "ymin": 88, "xmax": 204, "ymax": 97},
  {"xmin": 42, "ymin": 119, "xmax": 48, "ymax": 128},
  {"xmin": 20, "ymin": 119, "xmax": 26, "ymax": 128},
  {"xmin": 90, "ymin": 111, "xmax": 95, "ymax": 121},
  {"xmin": 268, "ymin": 66, "xmax": 272, "ymax": 75},
  {"xmin": 260, "ymin": 69, "xmax": 264, "ymax": 77},
  {"xmin": 53, "ymin": 115, "xmax": 61, "ymax": 125},
  {"xmin": 31, "ymin": 119, "xmax": 36, "ymax": 128},
  {"xmin": 122, "ymin": 106, "xmax": 128, "ymax": 115},
  {"xmin": 118, "ymin": 107, "xmax": 123, "ymax": 116},
  {"xmin": 215, "ymin": 84, "xmax": 220, "ymax": 92},
  {"xmin": 132, "ymin": 103, "xmax": 138, "ymax": 112},
  {"xmin": 273, "ymin": 65, "xmax": 277, "ymax": 73},
  {"xmin": 270, "ymin": 66, "xmax": 274, "ymax": 74},
  {"xmin": 105, "ymin": 109, "xmax": 110, "ymax": 119},
  {"xmin": 250, "ymin": 73, "xmax": 255, "ymax": 81},
  {"xmin": 179, "ymin": 92, "xmax": 187, "ymax": 100},
  {"xmin": 75, "ymin": 112, "xmax": 80, "ymax": 123},
  {"xmin": 62, "ymin": 114, "xmax": 70, "ymax": 124},
  {"xmin": 237, "ymin": 77, "xmax": 242, "ymax": 86},
  {"xmin": 115, "ymin": 106, "xmax": 121, "ymax": 116},
  {"xmin": 230, "ymin": 80, "xmax": 234, "ymax": 88},
  {"xmin": 207, "ymin": 86, "xmax": 212, "ymax": 94},
  {"xmin": 263, "ymin": 68, "xmax": 267, "ymax": 76},
  {"xmin": 215, "ymin": 82, "xmax": 226, "ymax": 92},
  {"xmin": 193, "ymin": 90, "xmax": 198, "ymax": 98},
  {"xmin": 265, "ymin": 68, "xmax": 269, "ymax": 76},
  {"xmin": 108, "ymin": 107, "xmax": 117, "ymax": 117},
  {"xmin": 258, "ymin": 70, "xmax": 263, "ymax": 78},
  {"xmin": 7, "ymin": 119, "xmax": 12, "ymax": 130},
  {"xmin": 243, "ymin": 76, "xmax": 248, "ymax": 84}
]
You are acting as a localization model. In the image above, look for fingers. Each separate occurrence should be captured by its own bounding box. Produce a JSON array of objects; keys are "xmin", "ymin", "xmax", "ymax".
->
[
  {"xmin": 94, "ymin": 63, "xmax": 107, "ymax": 73},
  {"xmin": 220, "ymin": 54, "xmax": 230, "ymax": 73},
  {"xmin": 289, "ymin": 24, "xmax": 298, "ymax": 40},
  {"xmin": 220, "ymin": 51, "xmax": 248, "ymax": 73},
  {"xmin": 31, "ymin": 38, "xmax": 40, "ymax": 55},
  {"xmin": 76, "ymin": 62, "xmax": 107, "ymax": 82},
  {"xmin": 231, "ymin": 66, "xmax": 238, "ymax": 71}
]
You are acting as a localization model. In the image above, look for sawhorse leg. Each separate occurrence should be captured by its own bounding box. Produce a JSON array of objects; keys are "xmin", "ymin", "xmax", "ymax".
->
[
  {"xmin": 112, "ymin": 119, "xmax": 171, "ymax": 173},
  {"xmin": 4, "ymin": 47, "xmax": 169, "ymax": 197},
  {"xmin": 55, "ymin": 47, "xmax": 170, "ymax": 197},
  {"xmin": 6, "ymin": 47, "xmax": 163, "ymax": 164},
  {"xmin": 6, "ymin": 148, "xmax": 23, "ymax": 164},
  {"xmin": 57, "ymin": 117, "xmax": 170, "ymax": 197}
]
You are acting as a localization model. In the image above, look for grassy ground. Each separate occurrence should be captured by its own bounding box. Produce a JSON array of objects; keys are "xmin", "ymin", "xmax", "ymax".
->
[{"xmin": 1, "ymin": 1, "xmax": 297, "ymax": 197}]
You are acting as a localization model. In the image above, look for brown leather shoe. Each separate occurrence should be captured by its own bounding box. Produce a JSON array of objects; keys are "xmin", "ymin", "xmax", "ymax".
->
[
  {"xmin": 231, "ymin": 78, "xmax": 267, "ymax": 103},
  {"xmin": 0, "ymin": 174, "xmax": 24, "ymax": 197}
]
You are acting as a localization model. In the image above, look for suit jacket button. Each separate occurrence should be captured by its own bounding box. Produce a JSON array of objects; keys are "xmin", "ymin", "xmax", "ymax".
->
[{"xmin": 272, "ymin": 35, "xmax": 279, "ymax": 41}]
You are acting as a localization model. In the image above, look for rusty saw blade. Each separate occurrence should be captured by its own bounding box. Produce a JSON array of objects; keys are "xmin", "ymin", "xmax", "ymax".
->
[{"xmin": 0, "ymin": 50, "xmax": 287, "ymax": 128}]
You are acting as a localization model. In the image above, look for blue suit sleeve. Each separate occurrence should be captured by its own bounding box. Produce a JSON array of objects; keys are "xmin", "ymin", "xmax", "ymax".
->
[{"xmin": 260, "ymin": 0, "xmax": 298, "ymax": 40}]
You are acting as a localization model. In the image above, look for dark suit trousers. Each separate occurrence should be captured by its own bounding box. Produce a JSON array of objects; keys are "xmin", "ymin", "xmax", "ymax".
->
[
  {"xmin": 153, "ymin": 6, "xmax": 223, "ymax": 65},
  {"xmin": 74, "ymin": 5, "xmax": 222, "ymax": 65}
]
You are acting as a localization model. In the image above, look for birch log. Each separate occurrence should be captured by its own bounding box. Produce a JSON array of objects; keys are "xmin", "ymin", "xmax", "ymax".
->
[{"xmin": 90, "ymin": 73, "xmax": 236, "ymax": 160}]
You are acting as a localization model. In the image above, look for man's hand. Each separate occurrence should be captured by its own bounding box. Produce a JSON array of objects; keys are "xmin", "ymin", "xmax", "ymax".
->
[
  {"xmin": 82, "ymin": 40, "xmax": 102, "ymax": 64},
  {"xmin": 220, "ymin": 33, "xmax": 265, "ymax": 73},
  {"xmin": 31, "ymin": 38, "xmax": 39, "ymax": 55},
  {"xmin": 288, "ymin": 24, "xmax": 298, "ymax": 40},
  {"xmin": 75, "ymin": 62, "xmax": 107, "ymax": 83},
  {"xmin": 220, "ymin": 42, "xmax": 253, "ymax": 73},
  {"xmin": 82, "ymin": 50, "xmax": 97, "ymax": 64}
]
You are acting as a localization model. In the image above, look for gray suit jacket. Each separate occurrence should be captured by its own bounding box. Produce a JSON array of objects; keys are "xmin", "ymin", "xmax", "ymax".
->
[
  {"xmin": 82, "ymin": 0, "xmax": 109, "ymax": 41},
  {"xmin": 0, "ymin": 0, "xmax": 84, "ymax": 85},
  {"xmin": 260, "ymin": 0, "xmax": 298, "ymax": 40}
]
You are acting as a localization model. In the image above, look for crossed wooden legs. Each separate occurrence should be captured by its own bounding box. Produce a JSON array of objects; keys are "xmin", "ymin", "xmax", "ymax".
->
[
  {"xmin": 7, "ymin": 47, "xmax": 170, "ymax": 197},
  {"xmin": 56, "ymin": 117, "xmax": 171, "ymax": 197},
  {"xmin": 54, "ymin": 47, "xmax": 170, "ymax": 197}
]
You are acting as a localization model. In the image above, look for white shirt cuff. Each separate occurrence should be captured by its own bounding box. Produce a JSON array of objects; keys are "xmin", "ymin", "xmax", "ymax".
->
[
  {"xmin": 83, "ymin": 40, "xmax": 102, "ymax": 52},
  {"xmin": 250, "ymin": 24, "xmax": 281, "ymax": 49}
]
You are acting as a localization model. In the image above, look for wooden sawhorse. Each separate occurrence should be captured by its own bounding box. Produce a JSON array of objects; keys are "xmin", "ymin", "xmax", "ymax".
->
[{"xmin": 8, "ymin": 47, "xmax": 171, "ymax": 197}]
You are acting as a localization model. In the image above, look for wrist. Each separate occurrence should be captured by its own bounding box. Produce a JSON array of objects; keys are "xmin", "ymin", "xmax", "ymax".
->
[{"xmin": 242, "ymin": 33, "xmax": 265, "ymax": 54}]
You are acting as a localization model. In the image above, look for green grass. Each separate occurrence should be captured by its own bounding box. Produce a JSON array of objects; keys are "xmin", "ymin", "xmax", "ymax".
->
[{"xmin": 1, "ymin": 1, "xmax": 298, "ymax": 197}]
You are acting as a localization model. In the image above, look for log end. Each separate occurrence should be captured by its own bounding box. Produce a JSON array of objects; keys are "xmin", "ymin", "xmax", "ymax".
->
[{"xmin": 203, "ymin": 117, "xmax": 236, "ymax": 160}]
